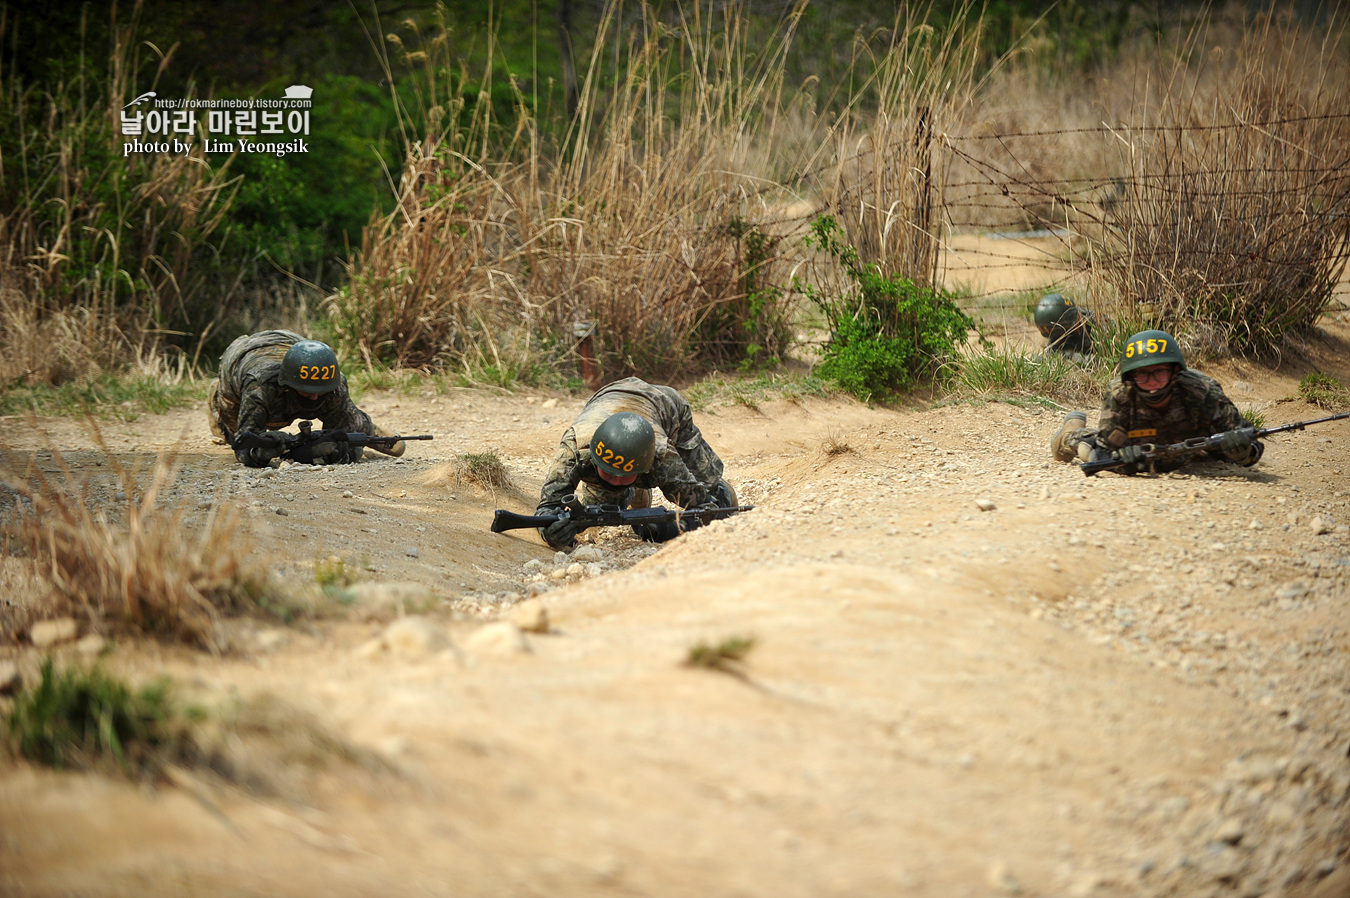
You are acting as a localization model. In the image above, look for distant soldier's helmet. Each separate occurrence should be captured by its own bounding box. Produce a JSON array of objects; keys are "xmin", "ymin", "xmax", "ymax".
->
[
  {"xmin": 279, "ymin": 340, "xmax": 342, "ymax": 395},
  {"xmin": 590, "ymin": 412, "xmax": 656, "ymax": 478},
  {"xmin": 1033, "ymin": 293, "xmax": 1083, "ymax": 340},
  {"xmin": 1119, "ymin": 329, "xmax": 1187, "ymax": 401}
]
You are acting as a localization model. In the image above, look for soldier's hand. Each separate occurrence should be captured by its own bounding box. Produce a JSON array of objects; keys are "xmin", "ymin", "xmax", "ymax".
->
[
  {"xmin": 1218, "ymin": 428, "xmax": 1253, "ymax": 455},
  {"xmin": 541, "ymin": 512, "xmax": 580, "ymax": 549},
  {"xmin": 1117, "ymin": 444, "xmax": 1148, "ymax": 466}
]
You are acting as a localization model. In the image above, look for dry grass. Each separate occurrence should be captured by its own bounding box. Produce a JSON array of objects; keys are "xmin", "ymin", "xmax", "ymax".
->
[
  {"xmin": 330, "ymin": 2, "xmax": 809, "ymax": 381},
  {"xmin": 1, "ymin": 434, "xmax": 273, "ymax": 651},
  {"xmin": 685, "ymin": 634, "xmax": 757, "ymax": 674},
  {"xmin": 823, "ymin": 3, "xmax": 982, "ymax": 287},
  {"xmin": 0, "ymin": 4, "xmax": 239, "ymax": 389},
  {"xmin": 422, "ymin": 451, "xmax": 515, "ymax": 493}
]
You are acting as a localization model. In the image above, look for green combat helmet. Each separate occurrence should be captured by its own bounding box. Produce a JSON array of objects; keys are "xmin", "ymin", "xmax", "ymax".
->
[
  {"xmin": 590, "ymin": 412, "xmax": 656, "ymax": 478},
  {"xmin": 1120, "ymin": 328, "xmax": 1186, "ymax": 402},
  {"xmin": 280, "ymin": 340, "xmax": 341, "ymax": 394},
  {"xmin": 1119, "ymin": 329, "xmax": 1186, "ymax": 377},
  {"xmin": 1033, "ymin": 293, "xmax": 1082, "ymax": 340}
]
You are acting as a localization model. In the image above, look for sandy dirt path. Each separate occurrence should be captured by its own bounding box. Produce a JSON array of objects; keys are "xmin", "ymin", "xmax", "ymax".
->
[{"xmin": 1, "ymin": 320, "xmax": 1348, "ymax": 898}]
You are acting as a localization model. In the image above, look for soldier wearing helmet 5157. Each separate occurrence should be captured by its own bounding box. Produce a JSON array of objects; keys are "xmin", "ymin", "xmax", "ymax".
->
[
  {"xmin": 1051, "ymin": 328, "xmax": 1263, "ymax": 472},
  {"xmin": 536, "ymin": 377, "xmax": 736, "ymax": 549},
  {"xmin": 207, "ymin": 330, "xmax": 405, "ymax": 467}
]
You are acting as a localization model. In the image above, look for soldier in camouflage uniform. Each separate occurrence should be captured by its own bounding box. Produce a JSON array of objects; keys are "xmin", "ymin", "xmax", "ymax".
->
[
  {"xmin": 1034, "ymin": 292, "xmax": 1094, "ymax": 362},
  {"xmin": 536, "ymin": 376, "xmax": 735, "ymax": 549},
  {"xmin": 1051, "ymin": 329, "xmax": 1262, "ymax": 473},
  {"xmin": 208, "ymin": 330, "xmax": 403, "ymax": 467}
]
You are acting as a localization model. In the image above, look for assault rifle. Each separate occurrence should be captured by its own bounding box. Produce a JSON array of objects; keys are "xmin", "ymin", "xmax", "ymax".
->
[
  {"xmin": 1079, "ymin": 412, "xmax": 1349, "ymax": 477},
  {"xmin": 491, "ymin": 492, "xmax": 754, "ymax": 536},
  {"xmin": 232, "ymin": 419, "xmax": 434, "ymax": 465}
]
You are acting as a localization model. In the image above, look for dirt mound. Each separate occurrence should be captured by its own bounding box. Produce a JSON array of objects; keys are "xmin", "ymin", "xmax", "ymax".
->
[{"xmin": 2, "ymin": 323, "xmax": 1349, "ymax": 898}]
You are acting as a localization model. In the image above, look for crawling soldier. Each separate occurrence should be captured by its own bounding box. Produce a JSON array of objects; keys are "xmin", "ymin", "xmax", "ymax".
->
[
  {"xmin": 536, "ymin": 377, "xmax": 736, "ymax": 549},
  {"xmin": 208, "ymin": 330, "xmax": 404, "ymax": 467},
  {"xmin": 1051, "ymin": 329, "xmax": 1262, "ymax": 473},
  {"xmin": 1034, "ymin": 292, "xmax": 1095, "ymax": 362}
]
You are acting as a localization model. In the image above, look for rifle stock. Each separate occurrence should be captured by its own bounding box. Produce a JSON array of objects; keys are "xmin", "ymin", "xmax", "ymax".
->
[{"xmin": 1079, "ymin": 412, "xmax": 1349, "ymax": 476}]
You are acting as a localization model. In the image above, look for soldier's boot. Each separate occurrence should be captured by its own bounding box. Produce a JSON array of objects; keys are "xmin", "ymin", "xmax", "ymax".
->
[
  {"xmin": 1051, "ymin": 411, "xmax": 1088, "ymax": 462},
  {"xmin": 712, "ymin": 478, "xmax": 737, "ymax": 507},
  {"xmin": 206, "ymin": 380, "xmax": 228, "ymax": 444},
  {"xmin": 368, "ymin": 424, "xmax": 406, "ymax": 458}
]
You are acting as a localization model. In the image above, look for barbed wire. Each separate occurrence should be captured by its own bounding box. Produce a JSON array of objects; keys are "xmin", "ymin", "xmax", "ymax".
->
[{"xmin": 939, "ymin": 111, "xmax": 1350, "ymax": 141}]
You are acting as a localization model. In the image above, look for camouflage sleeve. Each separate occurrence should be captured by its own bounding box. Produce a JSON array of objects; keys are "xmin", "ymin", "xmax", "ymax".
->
[
  {"xmin": 234, "ymin": 380, "xmax": 275, "ymax": 435},
  {"xmin": 1206, "ymin": 384, "xmax": 1261, "ymax": 464},
  {"xmin": 318, "ymin": 378, "xmax": 374, "ymax": 435},
  {"xmin": 1092, "ymin": 382, "xmax": 1131, "ymax": 448},
  {"xmin": 651, "ymin": 450, "xmax": 711, "ymax": 509},
  {"xmin": 537, "ymin": 428, "xmax": 585, "ymax": 512}
]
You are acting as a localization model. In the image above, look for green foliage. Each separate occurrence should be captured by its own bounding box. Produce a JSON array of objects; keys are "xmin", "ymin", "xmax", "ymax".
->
[
  {"xmin": 685, "ymin": 635, "xmax": 757, "ymax": 674},
  {"xmin": 4, "ymin": 659, "xmax": 179, "ymax": 777},
  {"xmin": 1240, "ymin": 408, "xmax": 1267, "ymax": 430},
  {"xmin": 801, "ymin": 216, "xmax": 977, "ymax": 402},
  {"xmin": 695, "ymin": 217, "xmax": 795, "ymax": 371},
  {"xmin": 0, "ymin": 375, "xmax": 206, "ymax": 419},
  {"xmin": 946, "ymin": 343, "xmax": 1109, "ymax": 406},
  {"xmin": 314, "ymin": 555, "xmax": 360, "ymax": 591},
  {"xmin": 453, "ymin": 452, "xmax": 514, "ymax": 491},
  {"xmin": 1297, "ymin": 372, "xmax": 1349, "ymax": 410}
]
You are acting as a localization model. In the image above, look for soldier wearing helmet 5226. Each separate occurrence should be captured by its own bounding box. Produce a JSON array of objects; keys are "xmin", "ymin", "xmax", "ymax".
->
[
  {"xmin": 1051, "ymin": 329, "xmax": 1263, "ymax": 472},
  {"xmin": 207, "ymin": 330, "xmax": 404, "ymax": 467},
  {"xmin": 1034, "ymin": 292, "xmax": 1094, "ymax": 359},
  {"xmin": 536, "ymin": 377, "xmax": 735, "ymax": 549}
]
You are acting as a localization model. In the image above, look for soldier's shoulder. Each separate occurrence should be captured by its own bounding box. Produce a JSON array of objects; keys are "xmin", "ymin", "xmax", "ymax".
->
[
  {"xmin": 1176, "ymin": 368, "xmax": 1227, "ymax": 396},
  {"xmin": 1102, "ymin": 377, "xmax": 1130, "ymax": 403}
]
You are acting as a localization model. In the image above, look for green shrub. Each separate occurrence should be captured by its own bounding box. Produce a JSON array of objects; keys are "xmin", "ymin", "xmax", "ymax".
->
[
  {"xmin": 685, "ymin": 635, "xmax": 756, "ymax": 674},
  {"xmin": 1298, "ymin": 372, "xmax": 1349, "ymax": 410},
  {"xmin": 5, "ymin": 659, "xmax": 179, "ymax": 777},
  {"xmin": 801, "ymin": 216, "xmax": 977, "ymax": 402},
  {"xmin": 947, "ymin": 343, "xmax": 1109, "ymax": 407}
]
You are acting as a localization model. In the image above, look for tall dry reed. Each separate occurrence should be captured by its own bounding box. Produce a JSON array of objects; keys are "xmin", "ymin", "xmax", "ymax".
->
[
  {"xmin": 2, "ymin": 436, "xmax": 271, "ymax": 651},
  {"xmin": 331, "ymin": 0, "xmax": 808, "ymax": 380},
  {"xmin": 0, "ymin": 2, "xmax": 239, "ymax": 387},
  {"xmin": 1085, "ymin": 10, "xmax": 1350, "ymax": 355}
]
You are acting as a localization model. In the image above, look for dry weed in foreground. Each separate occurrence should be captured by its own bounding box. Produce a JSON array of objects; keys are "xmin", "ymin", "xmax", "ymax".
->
[
  {"xmin": 685, "ymin": 635, "xmax": 757, "ymax": 675},
  {"xmin": 2, "ymin": 442, "xmax": 271, "ymax": 650},
  {"xmin": 424, "ymin": 452, "xmax": 515, "ymax": 492},
  {"xmin": 821, "ymin": 431, "xmax": 855, "ymax": 457}
]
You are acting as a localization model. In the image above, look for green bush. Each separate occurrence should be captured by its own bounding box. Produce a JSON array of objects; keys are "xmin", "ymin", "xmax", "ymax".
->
[
  {"xmin": 1298, "ymin": 372, "xmax": 1349, "ymax": 410},
  {"xmin": 5, "ymin": 659, "xmax": 179, "ymax": 777},
  {"xmin": 801, "ymin": 216, "xmax": 977, "ymax": 402}
]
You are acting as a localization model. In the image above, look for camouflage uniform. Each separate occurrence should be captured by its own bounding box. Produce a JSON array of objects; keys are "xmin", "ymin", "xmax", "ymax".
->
[
  {"xmin": 537, "ymin": 377, "xmax": 726, "ymax": 516},
  {"xmin": 208, "ymin": 330, "xmax": 374, "ymax": 464},
  {"xmin": 1045, "ymin": 320, "xmax": 1093, "ymax": 359},
  {"xmin": 1057, "ymin": 369, "xmax": 1261, "ymax": 471}
]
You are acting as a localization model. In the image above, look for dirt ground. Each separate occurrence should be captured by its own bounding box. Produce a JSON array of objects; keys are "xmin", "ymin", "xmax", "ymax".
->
[{"xmin": 1, "ymin": 253, "xmax": 1349, "ymax": 897}]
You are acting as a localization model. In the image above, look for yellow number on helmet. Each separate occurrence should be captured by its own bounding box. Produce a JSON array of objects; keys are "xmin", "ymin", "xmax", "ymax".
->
[
  {"xmin": 1125, "ymin": 343, "xmax": 1135, "ymax": 358},
  {"xmin": 623, "ymin": 458, "xmax": 635, "ymax": 472},
  {"xmin": 1158, "ymin": 339, "xmax": 1167, "ymax": 352},
  {"xmin": 1147, "ymin": 338, "xmax": 1159, "ymax": 354}
]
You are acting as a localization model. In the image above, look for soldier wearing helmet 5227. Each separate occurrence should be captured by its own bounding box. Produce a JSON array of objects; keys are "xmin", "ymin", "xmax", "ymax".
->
[
  {"xmin": 1051, "ymin": 329, "xmax": 1263, "ymax": 472},
  {"xmin": 207, "ymin": 330, "xmax": 404, "ymax": 467},
  {"xmin": 536, "ymin": 377, "xmax": 735, "ymax": 549}
]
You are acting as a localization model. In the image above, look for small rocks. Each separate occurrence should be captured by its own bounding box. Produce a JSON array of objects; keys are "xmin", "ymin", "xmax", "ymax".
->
[
  {"xmin": 509, "ymin": 599, "xmax": 549, "ymax": 633},
  {"xmin": 572, "ymin": 545, "xmax": 604, "ymax": 563},
  {"xmin": 75, "ymin": 634, "xmax": 107, "ymax": 656},
  {"xmin": 566, "ymin": 563, "xmax": 585, "ymax": 578},
  {"xmin": 275, "ymin": 507, "xmax": 289, "ymax": 516},
  {"xmin": 30, "ymin": 617, "xmax": 78, "ymax": 648},
  {"xmin": 405, "ymin": 546, "xmax": 420, "ymax": 558},
  {"xmin": 0, "ymin": 661, "xmax": 21, "ymax": 696},
  {"xmin": 1310, "ymin": 516, "xmax": 1331, "ymax": 535},
  {"xmin": 1213, "ymin": 817, "xmax": 1245, "ymax": 845},
  {"xmin": 381, "ymin": 615, "xmax": 450, "ymax": 656},
  {"xmin": 343, "ymin": 490, "xmax": 354, "ymax": 498},
  {"xmin": 975, "ymin": 498, "xmax": 997, "ymax": 512},
  {"xmin": 347, "ymin": 581, "xmax": 436, "ymax": 612},
  {"xmin": 523, "ymin": 559, "xmax": 548, "ymax": 573},
  {"xmin": 463, "ymin": 621, "xmax": 529, "ymax": 655}
]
